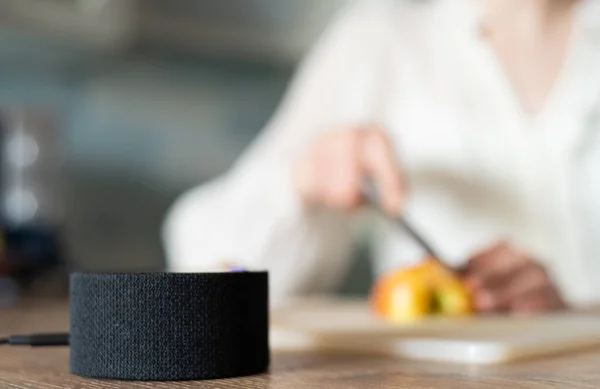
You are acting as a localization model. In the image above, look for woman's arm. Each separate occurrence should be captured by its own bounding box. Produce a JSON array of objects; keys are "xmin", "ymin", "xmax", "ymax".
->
[{"xmin": 162, "ymin": 1, "xmax": 391, "ymax": 303}]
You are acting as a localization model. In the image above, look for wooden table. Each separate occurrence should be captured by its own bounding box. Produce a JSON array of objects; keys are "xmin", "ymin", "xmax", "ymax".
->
[{"xmin": 3, "ymin": 299, "xmax": 600, "ymax": 388}]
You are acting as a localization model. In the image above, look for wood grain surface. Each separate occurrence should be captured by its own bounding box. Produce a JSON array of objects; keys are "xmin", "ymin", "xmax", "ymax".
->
[{"xmin": 3, "ymin": 299, "xmax": 600, "ymax": 388}]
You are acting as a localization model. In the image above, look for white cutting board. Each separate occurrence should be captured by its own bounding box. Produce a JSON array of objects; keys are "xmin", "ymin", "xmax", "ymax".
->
[{"xmin": 270, "ymin": 298, "xmax": 600, "ymax": 364}]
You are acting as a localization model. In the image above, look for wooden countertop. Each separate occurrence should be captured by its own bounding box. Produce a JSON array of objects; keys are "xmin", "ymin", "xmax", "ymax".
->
[{"xmin": 3, "ymin": 298, "xmax": 600, "ymax": 388}]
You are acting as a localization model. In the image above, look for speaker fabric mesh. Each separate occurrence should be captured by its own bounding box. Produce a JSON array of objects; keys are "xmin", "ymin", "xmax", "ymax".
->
[{"xmin": 69, "ymin": 272, "xmax": 269, "ymax": 381}]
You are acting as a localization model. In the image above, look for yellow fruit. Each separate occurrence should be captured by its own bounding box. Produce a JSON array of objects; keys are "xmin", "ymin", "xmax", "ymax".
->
[
  {"xmin": 371, "ymin": 258, "xmax": 472, "ymax": 321},
  {"xmin": 434, "ymin": 278, "xmax": 472, "ymax": 316}
]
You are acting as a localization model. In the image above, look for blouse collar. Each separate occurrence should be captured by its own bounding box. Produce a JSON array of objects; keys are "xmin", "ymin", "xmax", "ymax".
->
[{"xmin": 437, "ymin": 0, "xmax": 600, "ymax": 40}]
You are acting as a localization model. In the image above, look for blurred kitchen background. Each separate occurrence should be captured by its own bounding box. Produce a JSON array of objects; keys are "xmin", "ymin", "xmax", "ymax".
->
[{"xmin": 0, "ymin": 0, "xmax": 354, "ymax": 291}]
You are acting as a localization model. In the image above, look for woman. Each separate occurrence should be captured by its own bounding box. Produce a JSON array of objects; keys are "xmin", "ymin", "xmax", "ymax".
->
[{"xmin": 163, "ymin": 0, "xmax": 600, "ymax": 312}]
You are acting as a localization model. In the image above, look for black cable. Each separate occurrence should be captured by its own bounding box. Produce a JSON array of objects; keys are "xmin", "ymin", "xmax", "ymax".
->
[{"xmin": 0, "ymin": 333, "xmax": 69, "ymax": 347}]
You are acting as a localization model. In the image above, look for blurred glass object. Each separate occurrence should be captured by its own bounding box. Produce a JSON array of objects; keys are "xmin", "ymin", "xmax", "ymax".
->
[
  {"xmin": 0, "ymin": 108, "xmax": 64, "ymax": 305},
  {"xmin": 0, "ymin": 277, "xmax": 18, "ymax": 307}
]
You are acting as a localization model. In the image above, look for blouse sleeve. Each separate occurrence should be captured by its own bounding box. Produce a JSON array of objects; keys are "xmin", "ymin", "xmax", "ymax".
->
[{"xmin": 162, "ymin": 0, "xmax": 391, "ymax": 304}]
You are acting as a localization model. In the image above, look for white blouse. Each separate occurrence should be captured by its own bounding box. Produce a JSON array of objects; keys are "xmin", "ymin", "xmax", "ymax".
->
[{"xmin": 162, "ymin": 0, "xmax": 600, "ymax": 306}]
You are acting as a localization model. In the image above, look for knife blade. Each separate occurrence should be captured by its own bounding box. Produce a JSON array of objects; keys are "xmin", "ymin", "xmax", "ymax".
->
[{"xmin": 362, "ymin": 180, "xmax": 451, "ymax": 270}]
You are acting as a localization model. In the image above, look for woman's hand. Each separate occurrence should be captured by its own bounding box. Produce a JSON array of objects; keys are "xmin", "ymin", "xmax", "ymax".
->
[
  {"xmin": 462, "ymin": 242, "xmax": 566, "ymax": 314},
  {"xmin": 293, "ymin": 127, "xmax": 405, "ymax": 215}
]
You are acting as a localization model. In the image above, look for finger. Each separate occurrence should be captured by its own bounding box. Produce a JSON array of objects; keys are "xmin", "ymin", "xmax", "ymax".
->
[
  {"xmin": 500, "ymin": 264, "xmax": 551, "ymax": 306},
  {"xmin": 362, "ymin": 130, "xmax": 404, "ymax": 216},
  {"xmin": 469, "ymin": 275, "xmax": 515, "ymax": 313},
  {"xmin": 464, "ymin": 244, "xmax": 526, "ymax": 291},
  {"xmin": 294, "ymin": 148, "xmax": 320, "ymax": 204},
  {"xmin": 321, "ymin": 132, "xmax": 363, "ymax": 208},
  {"xmin": 464, "ymin": 241, "xmax": 510, "ymax": 272},
  {"xmin": 462, "ymin": 243, "xmax": 502, "ymax": 278},
  {"xmin": 471, "ymin": 288, "xmax": 502, "ymax": 313},
  {"xmin": 510, "ymin": 286, "xmax": 566, "ymax": 314},
  {"xmin": 474, "ymin": 263, "xmax": 548, "ymax": 312}
]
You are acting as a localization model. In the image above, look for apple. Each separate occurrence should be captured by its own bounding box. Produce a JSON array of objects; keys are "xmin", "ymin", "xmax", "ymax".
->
[{"xmin": 371, "ymin": 259, "xmax": 472, "ymax": 322}]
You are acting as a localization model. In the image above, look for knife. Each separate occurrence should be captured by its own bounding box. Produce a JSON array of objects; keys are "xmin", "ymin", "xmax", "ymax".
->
[{"xmin": 362, "ymin": 180, "xmax": 451, "ymax": 270}]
